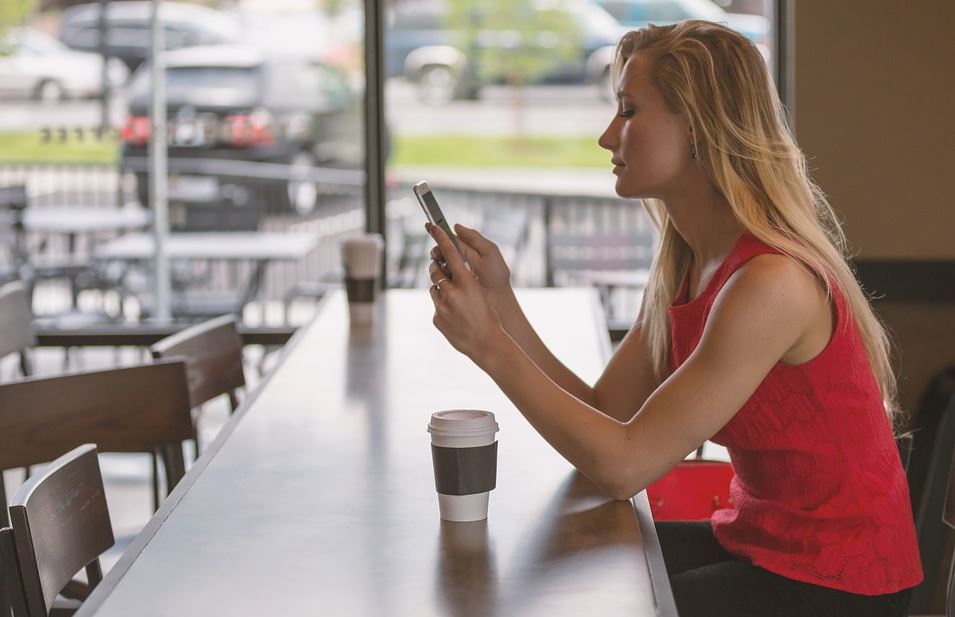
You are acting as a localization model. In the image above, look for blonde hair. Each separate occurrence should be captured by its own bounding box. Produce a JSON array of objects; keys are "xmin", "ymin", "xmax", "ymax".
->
[{"xmin": 613, "ymin": 21, "xmax": 899, "ymax": 422}]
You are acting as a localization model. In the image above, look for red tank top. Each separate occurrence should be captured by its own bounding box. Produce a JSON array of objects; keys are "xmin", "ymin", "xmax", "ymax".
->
[{"xmin": 668, "ymin": 232, "xmax": 922, "ymax": 595}]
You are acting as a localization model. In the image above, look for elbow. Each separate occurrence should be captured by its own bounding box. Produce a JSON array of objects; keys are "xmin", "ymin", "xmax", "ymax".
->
[
  {"xmin": 592, "ymin": 462, "xmax": 642, "ymax": 502},
  {"xmin": 603, "ymin": 480, "xmax": 639, "ymax": 502}
]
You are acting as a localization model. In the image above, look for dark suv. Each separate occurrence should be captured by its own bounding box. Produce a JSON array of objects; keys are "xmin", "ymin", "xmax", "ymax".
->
[
  {"xmin": 122, "ymin": 45, "xmax": 361, "ymax": 216},
  {"xmin": 386, "ymin": 0, "xmax": 624, "ymax": 103},
  {"xmin": 59, "ymin": 1, "xmax": 241, "ymax": 72}
]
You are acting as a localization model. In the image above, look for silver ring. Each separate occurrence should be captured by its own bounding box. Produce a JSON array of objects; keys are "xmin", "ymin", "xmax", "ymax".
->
[{"xmin": 432, "ymin": 277, "xmax": 449, "ymax": 292}]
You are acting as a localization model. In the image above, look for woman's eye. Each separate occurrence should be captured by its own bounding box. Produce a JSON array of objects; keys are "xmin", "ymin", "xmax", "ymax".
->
[{"xmin": 618, "ymin": 109, "xmax": 635, "ymax": 118}]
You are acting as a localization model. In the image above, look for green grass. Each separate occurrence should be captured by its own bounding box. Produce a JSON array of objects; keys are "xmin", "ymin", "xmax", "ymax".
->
[
  {"xmin": 0, "ymin": 130, "xmax": 606, "ymax": 168},
  {"xmin": 0, "ymin": 130, "xmax": 118, "ymax": 164},
  {"xmin": 393, "ymin": 133, "xmax": 607, "ymax": 168}
]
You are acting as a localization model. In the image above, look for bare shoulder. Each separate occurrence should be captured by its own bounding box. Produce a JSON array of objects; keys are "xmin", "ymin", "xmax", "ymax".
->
[
  {"xmin": 697, "ymin": 253, "xmax": 828, "ymax": 363},
  {"xmin": 719, "ymin": 253, "xmax": 827, "ymax": 318}
]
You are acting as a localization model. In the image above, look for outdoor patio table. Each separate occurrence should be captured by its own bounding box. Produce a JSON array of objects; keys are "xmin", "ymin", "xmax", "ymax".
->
[
  {"xmin": 92, "ymin": 231, "xmax": 320, "ymax": 317},
  {"xmin": 22, "ymin": 205, "xmax": 151, "ymax": 240},
  {"xmin": 76, "ymin": 288, "xmax": 677, "ymax": 617},
  {"xmin": 92, "ymin": 231, "xmax": 317, "ymax": 261}
]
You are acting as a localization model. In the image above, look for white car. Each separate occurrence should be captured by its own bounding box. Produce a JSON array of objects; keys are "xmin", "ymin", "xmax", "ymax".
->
[{"xmin": 0, "ymin": 28, "xmax": 129, "ymax": 102}]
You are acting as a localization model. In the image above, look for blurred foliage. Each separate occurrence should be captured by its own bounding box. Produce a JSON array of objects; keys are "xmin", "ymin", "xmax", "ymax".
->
[
  {"xmin": 0, "ymin": 0, "xmax": 37, "ymax": 38},
  {"xmin": 318, "ymin": 0, "xmax": 348, "ymax": 17},
  {"xmin": 445, "ymin": 0, "xmax": 581, "ymax": 89}
]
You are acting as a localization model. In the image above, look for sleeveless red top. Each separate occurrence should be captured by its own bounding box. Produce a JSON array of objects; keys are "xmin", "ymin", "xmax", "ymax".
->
[{"xmin": 667, "ymin": 232, "xmax": 922, "ymax": 595}]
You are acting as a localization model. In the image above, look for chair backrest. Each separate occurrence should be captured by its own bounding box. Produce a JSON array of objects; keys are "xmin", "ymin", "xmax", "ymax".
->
[
  {"xmin": 943, "ymin": 447, "xmax": 955, "ymax": 617},
  {"xmin": 1, "ymin": 526, "xmax": 26, "ymax": 617},
  {"xmin": 150, "ymin": 314, "xmax": 246, "ymax": 411},
  {"xmin": 0, "ymin": 186, "xmax": 27, "ymax": 211},
  {"xmin": 546, "ymin": 231, "xmax": 656, "ymax": 286},
  {"xmin": 0, "ymin": 281, "xmax": 35, "ymax": 372},
  {"xmin": 0, "ymin": 360, "xmax": 193, "ymax": 526},
  {"xmin": 9, "ymin": 444, "xmax": 113, "ymax": 617},
  {"xmin": 897, "ymin": 432, "xmax": 914, "ymax": 473}
]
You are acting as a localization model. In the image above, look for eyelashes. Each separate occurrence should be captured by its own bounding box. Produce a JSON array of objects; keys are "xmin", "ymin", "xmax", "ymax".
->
[{"xmin": 617, "ymin": 109, "xmax": 635, "ymax": 118}]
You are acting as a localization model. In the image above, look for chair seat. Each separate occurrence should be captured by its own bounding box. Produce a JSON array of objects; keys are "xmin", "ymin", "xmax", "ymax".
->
[{"xmin": 646, "ymin": 460, "xmax": 735, "ymax": 521}]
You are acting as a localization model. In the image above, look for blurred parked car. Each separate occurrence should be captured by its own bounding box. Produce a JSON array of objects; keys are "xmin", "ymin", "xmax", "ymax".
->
[
  {"xmin": 0, "ymin": 28, "xmax": 128, "ymax": 101},
  {"xmin": 59, "ymin": 1, "xmax": 241, "ymax": 72},
  {"xmin": 386, "ymin": 0, "xmax": 625, "ymax": 103},
  {"xmin": 122, "ymin": 45, "xmax": 361, "ymax": 216},
  {"xmin": 595, "ymin": 0, "xmax": 770, "ymax": 59}
]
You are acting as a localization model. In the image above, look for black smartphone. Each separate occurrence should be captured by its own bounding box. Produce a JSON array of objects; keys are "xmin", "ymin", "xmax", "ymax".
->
[{"xmin": 413, "ymin": 180, "xmax": 464, "ymax": 257}]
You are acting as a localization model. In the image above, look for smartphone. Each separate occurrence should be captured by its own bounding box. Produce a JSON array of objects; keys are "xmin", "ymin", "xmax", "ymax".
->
[{"xmin": 413, "ymin": 181, "xmax": 464, "ymax": 257}]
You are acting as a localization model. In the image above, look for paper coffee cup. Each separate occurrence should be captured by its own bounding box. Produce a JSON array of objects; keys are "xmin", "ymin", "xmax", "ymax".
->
[
  {"xmin": 428, "ymin": 410, "xmax": 499, "ymax": 522},
  {"xmin": 341, "ymin": 234, "xmax": 383, "ymax": 324}
]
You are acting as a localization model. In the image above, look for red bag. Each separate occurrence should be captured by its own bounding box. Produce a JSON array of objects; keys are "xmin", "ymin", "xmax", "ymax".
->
[{"xmin": 646, "ymin": 460, "xmax": 735, "ymax": 521}]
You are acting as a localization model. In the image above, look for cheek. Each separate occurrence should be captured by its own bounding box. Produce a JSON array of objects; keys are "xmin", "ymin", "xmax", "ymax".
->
[{"xmin": 622, "ymin": 127, "xmax": 687, "ymax": 181}]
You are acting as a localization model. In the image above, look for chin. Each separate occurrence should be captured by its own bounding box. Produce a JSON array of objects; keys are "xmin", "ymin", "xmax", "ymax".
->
[{"xmin": 614, "ymin": 180, "xmax": 648, "ymax": 199}]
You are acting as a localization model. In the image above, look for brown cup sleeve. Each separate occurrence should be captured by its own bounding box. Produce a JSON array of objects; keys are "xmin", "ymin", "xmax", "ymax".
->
[
  {"xmin": 345, "ymin": 278, "xmax": 376, "ymax": 303},
  {"xmin": 431, "ymin": 442, "xmax": 498, "ymax": 496}
]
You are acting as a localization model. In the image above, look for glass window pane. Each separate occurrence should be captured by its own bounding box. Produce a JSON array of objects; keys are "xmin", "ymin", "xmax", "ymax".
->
[
  {"xmin": 384, "ymin": 0, "xmax": 775, "ymax": 329},
  {"xmin": 0, "ymin": 1, "xmax": 366, "ymax": 329}
]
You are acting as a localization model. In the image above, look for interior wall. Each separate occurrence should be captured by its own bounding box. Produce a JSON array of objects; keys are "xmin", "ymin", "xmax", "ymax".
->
[
  {"xmin": 793, "ymin": 0, "xmax": 955, "ymax": 260},
  {"xmin": 792, "ymin": 0, "xmax": 955, "ymax": 416},
  {"xmin": 792, "ymin": 3, "xmax": 955, "ymax": 610}
]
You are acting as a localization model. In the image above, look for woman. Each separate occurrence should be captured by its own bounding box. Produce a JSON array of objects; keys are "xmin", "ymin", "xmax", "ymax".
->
[{"xmin": 424, "ymin": 20, "xmax": 921, "ymax": 617}]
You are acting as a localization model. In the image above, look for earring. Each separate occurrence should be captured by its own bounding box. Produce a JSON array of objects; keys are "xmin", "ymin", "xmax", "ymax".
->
[{"xmin": 690, "ymin": 143, "xmax": 697, "ymax": 159}]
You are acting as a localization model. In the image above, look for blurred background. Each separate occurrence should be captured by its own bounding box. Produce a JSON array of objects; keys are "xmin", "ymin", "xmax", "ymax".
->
[
  {"xmin": 2, "ymin": 1, "xmax": 954, "ymax": 610},
  {"xmin": 0, "ymin": 0, "xmax": 772, "ymax": 333}
]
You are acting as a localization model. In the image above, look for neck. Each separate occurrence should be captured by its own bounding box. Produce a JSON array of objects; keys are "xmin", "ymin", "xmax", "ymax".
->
[{"xmin": 661, "ymin": 175, "xmax": 744, "ymax": 266}]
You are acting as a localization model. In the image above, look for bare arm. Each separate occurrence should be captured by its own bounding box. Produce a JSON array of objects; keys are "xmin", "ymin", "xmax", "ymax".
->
[
  {"xmin": 427, "ymin": 221, "xmax": 825, "ymax": 500},
  {"xmin": 438, "ymin": 225, "xmax": 660, "ymax": 421}
]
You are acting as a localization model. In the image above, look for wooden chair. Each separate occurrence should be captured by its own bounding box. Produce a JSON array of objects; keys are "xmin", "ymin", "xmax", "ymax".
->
[
  {"xmin": 942, "ymin": 448, "xmax": 955, "ymax": 617},
  {"xmin": 150, "ymin": 314, "xmax": 246, "ymax": 416},
  {"xmin": 149, "ymin": 315, "xmax": 246, "ymax": 509},
  {"xmin": 5, "ymin": 444, "xmax": 113, "ymax": 617},
  {"xmin": 0, "ymin": 281, "xmax": 35, "ymax": 379},
  {"xmin": 1, "ymin": 526, "xmax": 24, "ymax": 617},
  {"xmin": 0, "ymin": 360, "xmax": 193, "ymax": 528},
  {"xmin": 912, "ymin": 392, "xmax": 955, "ymax": 613}
]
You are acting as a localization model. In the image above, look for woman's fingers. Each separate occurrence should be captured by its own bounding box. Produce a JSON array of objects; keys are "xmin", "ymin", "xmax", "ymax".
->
[
  {"xmin": 454, "ymin": 224, "xmax": 496, "ymax": 257},
  {"xmin": 429, "ymin": 250, "xmax": 451, "ymax": 280},
  {"xmin": 427, "ymin": 223, "xmax": 468, "ymax": 280}
]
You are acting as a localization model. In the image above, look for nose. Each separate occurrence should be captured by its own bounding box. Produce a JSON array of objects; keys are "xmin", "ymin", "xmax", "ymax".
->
[{"xmin": 598, "ymin": 115, "xmax": 618, "ymax": 152}]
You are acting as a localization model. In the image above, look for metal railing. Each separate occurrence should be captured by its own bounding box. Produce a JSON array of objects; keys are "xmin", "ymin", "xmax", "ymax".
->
[{"xmin": 2, "ymin": 162, "xmax": 654, "ymax": 325}]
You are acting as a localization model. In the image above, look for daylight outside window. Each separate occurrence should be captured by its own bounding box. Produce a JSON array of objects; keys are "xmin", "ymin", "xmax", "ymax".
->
[
  {"xmin": 0, "ymin": 0, "xmax": 367, "ymax": 332},
  {"xmin": 383, "ymin": 0, "xmax": 774, "ymax": 328}
]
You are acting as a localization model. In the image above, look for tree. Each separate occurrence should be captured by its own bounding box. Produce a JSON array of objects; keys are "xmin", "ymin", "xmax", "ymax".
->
[
  {"xmin": 0, "ymin": 0, "xmax": 36, "ymax": 41},
  {"xmin": 445, "ymin": 0, "xmax": 582, "ymax": 144}
]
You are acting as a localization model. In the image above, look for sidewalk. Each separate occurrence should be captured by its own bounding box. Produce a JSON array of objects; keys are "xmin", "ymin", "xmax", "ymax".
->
[{"xmin": 390, "ymin": 165, "xmax": 621, "ymax": 199}]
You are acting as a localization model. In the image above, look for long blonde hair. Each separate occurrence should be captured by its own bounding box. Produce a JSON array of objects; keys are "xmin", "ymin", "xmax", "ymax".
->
[{"xmin": 614, "ymin": 21, "xmax": 899, "ymax": 421}]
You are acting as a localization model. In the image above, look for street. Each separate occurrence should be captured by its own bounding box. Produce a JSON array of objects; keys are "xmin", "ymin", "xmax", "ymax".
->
[{"xmin": 0, "ymin": 79, "xmax": 615, "ymax": 137}]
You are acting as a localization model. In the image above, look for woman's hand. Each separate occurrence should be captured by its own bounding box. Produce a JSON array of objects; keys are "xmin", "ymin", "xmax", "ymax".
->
[
  {"xmin": 429, "ymin": 224, "xmax": 512, "ymax": 308},
  {"xmin": 427, "ymin": 222, "xmax": 508, "ymax": 366}
]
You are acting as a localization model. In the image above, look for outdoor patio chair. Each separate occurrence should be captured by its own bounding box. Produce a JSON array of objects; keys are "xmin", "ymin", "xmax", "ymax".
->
[
  {"xmin": 151, "ymin": 315, "xmax": 246, "ymax": 447},
  {"xmin": 0, "ymin": 360, "xmax": 193, "ymax": 528},
  {"xmin": 4, "ymin": 444, "xmax": 113, "ymax": 617},
  {"xmin": 545, "ymin": 229, "xmax": 656, "ymax": 328},
  {"xmin": 0, "ymin": 280, "xmax": 35, "ymax": 379}
]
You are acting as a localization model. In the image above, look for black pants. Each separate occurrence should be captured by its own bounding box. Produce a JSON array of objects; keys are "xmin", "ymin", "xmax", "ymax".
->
[{"xmin": 656, "ymin": 521, "xmax": 912, "ymax": 617}]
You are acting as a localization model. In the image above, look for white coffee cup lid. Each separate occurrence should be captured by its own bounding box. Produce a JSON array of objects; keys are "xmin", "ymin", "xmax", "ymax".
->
[{"xmin": 428, "ymin": 410, "xmax": 499, "ymax": 437}]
